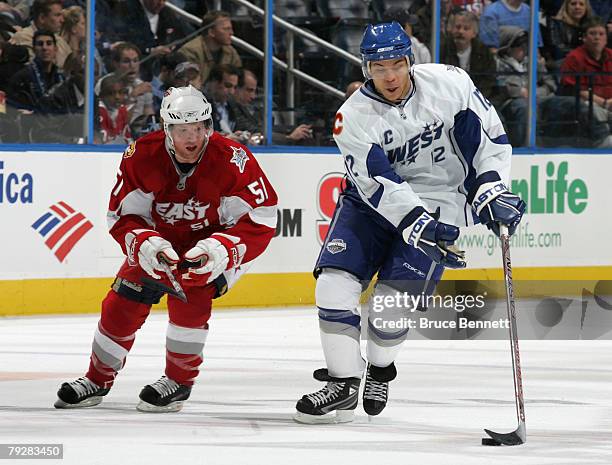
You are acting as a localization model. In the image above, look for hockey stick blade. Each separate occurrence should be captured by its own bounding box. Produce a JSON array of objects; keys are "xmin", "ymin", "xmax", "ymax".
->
[
  {"xmin": 141, "ymin": 276, "xmax": 187, "ymax": 302},
  {"xmin": 483, "ymin": 422, "xmax": 526, "ymax": 446}
]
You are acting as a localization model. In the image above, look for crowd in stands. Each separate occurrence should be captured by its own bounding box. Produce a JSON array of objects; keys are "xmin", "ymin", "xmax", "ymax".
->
[{"xmin": 0, "ymin": 0, "xmax": 608, "ymax": 147}]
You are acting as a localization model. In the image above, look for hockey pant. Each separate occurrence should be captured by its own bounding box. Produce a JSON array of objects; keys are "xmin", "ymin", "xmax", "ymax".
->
[
  {"xmin": 85, "ymin": 259, "xmax": 244, "ymax": 389},
  {"xmin": 317, "ymin": 269, "xmax": 432, "ymax": 378}
]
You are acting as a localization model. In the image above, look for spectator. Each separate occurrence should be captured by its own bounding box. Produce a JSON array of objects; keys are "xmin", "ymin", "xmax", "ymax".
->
[
  {"xmin": 9, "ymin": 0, "xmax": 71, "ymax": 67},
  {"xmin": 383, "ymin": 7, "xmax": 432, "ymax": 65},
  {"xmin": 42, "ymin": 52, "xmax": 84, "ymax": 113},
  {"xmin": 495, "ymin": 27, "xmax": 557, "ymax": 146},
  {"xmin": 113, "ymin": 0, "xmax": 191, "ymax": 58},
  {"xmin": 38, "ymin": 52, "xmax": 85, "ymax": 142},
  {"xmin": 89, "ymin": 0, "xmax": 121, "ymax": 68},
  {"xmin": 230, "ymin": 68, "xmax": 261, "ymax": 138},
  {"xmin": 560, "ymin": 17, "xmax": 611, "ymax": 109},
  {"xmin": 0, "ymin": 14, "xmax": 18, "ymax": 42},
  {"xmin": 108, "ymin": 42, "xmax": 154, "ymax": 137},
  {"xmin": 230, "ymin": 69, "xmax": 315, "ymax": 145},
  {"xmin": 8, "ymin": 30, "xmax": 64, "ymax": 112},
  {"xmin": 0, "ymin": 0, "xmax": 28, "ymax": 26},
  {"xmin": 345, "ymin": 80, "xmax": 362, "ymax": 99},
  {"xmin": 0, "ymin": 42, "xmax": 28, "ymax": 92},
  {"xmin": 558, "ymin": 14, "xmax": 612, "ymax": 148},
  {"xmin": 178, "ymin": 10, "xmax": 242, "ymax": 83},
  {"xmin": 479, "ymin": 0, "xmax": 539, "ymax": 50},
  {"xmin": 98, "ymin": 73, "xmax": 132, "ymax": 144},
  {"xmin": 173, "ymin": 61, "xmax": 202, "ymax": 90},
  {"xmin": 151, "ymin": 51, "xmax": 186, "ymax": 114},
  {"xmin": 61, "ymin": 6, "xmax": 85, "ymax": 56},
  {"xmin": 448, "ymin": 0, "xmax": 486, "ymax": 17},
  {"xmin": 441, "ymin": 9, "xmax": 496, "ymax": 98},
  {"xmin": 375, "ymin": 1, "xmax": 432, "ymax": 50},
  {"xmin": 204, "ymin": 63, "xmax": 239, "ymax": 135},
  {"xmin": 545, "ymin": 0, "xmax": 594, "ymax": 69}
]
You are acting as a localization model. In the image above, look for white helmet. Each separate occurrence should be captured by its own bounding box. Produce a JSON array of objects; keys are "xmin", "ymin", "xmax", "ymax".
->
[{"xmin": 160, "ymin": 86, "xmax": 213, "ymax": 154}]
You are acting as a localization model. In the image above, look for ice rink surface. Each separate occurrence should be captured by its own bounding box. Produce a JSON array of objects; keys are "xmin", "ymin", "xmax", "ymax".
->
[{"xmin": 1, "ymin": 306, "xmax": 611, "ymax": 465}]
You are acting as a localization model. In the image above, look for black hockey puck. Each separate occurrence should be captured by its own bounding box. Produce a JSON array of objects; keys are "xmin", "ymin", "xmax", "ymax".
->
[{"xmin": 482, "ymin": 438, "xmax": 502, "ymax": 446}]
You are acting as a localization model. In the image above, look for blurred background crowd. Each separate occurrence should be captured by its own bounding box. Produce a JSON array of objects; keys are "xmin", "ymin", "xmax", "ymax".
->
[{"xmin": 0, "ymin": 0, "xmax": 609, "ymax": 148}]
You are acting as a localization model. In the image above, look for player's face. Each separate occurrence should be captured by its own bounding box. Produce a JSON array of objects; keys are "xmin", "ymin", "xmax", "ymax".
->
[
  {"xmin": 170, "ymin": 121, "xmax": 212, "ymax": 162},
  {"xmin": 370, "ymin": 58, "xmax": 411, "ymax": 102}
]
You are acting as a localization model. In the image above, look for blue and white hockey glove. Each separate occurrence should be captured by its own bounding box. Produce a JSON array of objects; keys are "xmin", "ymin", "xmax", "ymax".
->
[
  {"xmin": 470, "ymin": 178, "xmax": 526, "ymax": 237},
  {"xmin": 400, "ymin": 207, "xmax": 466, "ymax": 269}
]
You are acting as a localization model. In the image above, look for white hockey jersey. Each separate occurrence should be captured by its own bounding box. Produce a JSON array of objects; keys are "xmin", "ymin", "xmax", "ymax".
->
[{"xmin": 333, "ymin": 63, "xmax": 511, "ymax": 228}]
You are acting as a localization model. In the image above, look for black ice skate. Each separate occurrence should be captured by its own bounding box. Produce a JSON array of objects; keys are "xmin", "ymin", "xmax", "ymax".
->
[
  {"xmin": 362, "ymin": 362, "xmax": 397, "ymax": 416},
  {"xmin": 294, "ymin": 368, "xmax": 361, "ymax": 424},
  {"xmin": 54, "ymin": 377, "xmax": 109, "ymax": 409},
  {"xmin": 137, "ymin": 376, "xmax": 191, "ymax": 413}
]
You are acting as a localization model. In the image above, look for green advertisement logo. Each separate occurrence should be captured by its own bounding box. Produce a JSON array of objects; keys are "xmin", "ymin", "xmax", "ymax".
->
[{"xmin": 511, "ymin": 161, "xmax": 588, "ymax": 214}]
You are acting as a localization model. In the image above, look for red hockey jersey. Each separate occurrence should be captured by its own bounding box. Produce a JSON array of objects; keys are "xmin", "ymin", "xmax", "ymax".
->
[{"xmin": 107, "ymin": 130, "xmax": 278, "ymax": 265}]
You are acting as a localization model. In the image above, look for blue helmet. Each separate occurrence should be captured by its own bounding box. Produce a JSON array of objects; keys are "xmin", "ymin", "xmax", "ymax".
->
[{"xmin": 360, "ymin": 21, "xmax": 414, "ymax": 77}]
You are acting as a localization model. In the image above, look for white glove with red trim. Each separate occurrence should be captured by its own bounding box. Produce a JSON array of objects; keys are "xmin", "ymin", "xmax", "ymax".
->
[
  {"xmin": 125, "ymin": 229, "xmax": 179, "ymax": 279},
  {"xmin": 183, "ymin": 233, "xmax": 246, "ymax": 285}
]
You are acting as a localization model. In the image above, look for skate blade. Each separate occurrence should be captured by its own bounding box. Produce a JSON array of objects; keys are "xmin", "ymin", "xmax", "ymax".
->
[
  {"xmin": 136, "ymin": 400, "xmax": 184, "ymax": 413},
  {"xmin": 293, "ymin": 409, "xmax": 354, "ymax": 424},
  {"xmin": 54, "ymin": 396, "xmax": 104, "ymax": 409}
]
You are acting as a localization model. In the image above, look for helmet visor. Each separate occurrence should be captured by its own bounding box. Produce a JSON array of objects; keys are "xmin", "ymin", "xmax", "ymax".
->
[
  {"xmin": 368, "ymin": 57, "xmax": 410, "ymax": 80},
  {"xmin": 168, "ymin": 119, "xmax": 213, "ymax": 138}
]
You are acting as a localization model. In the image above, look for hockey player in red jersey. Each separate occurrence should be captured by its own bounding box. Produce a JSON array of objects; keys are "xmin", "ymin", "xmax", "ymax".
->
[{"xmin": 54, "ymin": 86, "xmax": 278, "ymax": 412}]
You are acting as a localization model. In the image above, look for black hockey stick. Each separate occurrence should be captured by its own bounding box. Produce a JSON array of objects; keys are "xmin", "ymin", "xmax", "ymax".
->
[{"xmin": 482, "ymin": 224, "xmax": 526, "ymax": 446}]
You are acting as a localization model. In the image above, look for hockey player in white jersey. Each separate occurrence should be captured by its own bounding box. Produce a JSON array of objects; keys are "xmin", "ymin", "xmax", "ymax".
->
[{"xmin": 294, "ymin": 22, "xmax": 525, "ymax": 424}]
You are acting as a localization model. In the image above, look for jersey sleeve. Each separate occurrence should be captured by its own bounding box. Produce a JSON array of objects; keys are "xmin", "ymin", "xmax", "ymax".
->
[
  {"xmin": 215, "ymin": 146, "xmax": 278, "ymax": 264},
  {"xmin": 449, "ymin": 68, "xmax": 513, "ymax": 206},
  {"xmin": 333, "ymin": 108, "xmax": 426, "ymax": 229},
  {"xmin": 107, "ymin": 142, "xmax": 156, "ymax": 254}
]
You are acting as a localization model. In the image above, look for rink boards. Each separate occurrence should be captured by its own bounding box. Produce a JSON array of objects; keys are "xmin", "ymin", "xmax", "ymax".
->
[{"xmin": 1, "ymin": 150, "xmax": 611, "ymax": 315}]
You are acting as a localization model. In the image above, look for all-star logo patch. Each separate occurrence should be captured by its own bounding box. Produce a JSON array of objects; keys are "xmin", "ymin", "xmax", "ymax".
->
[
  {"xmin": 326, "ymin": 238, "xmax": 346, "ymax": 254},
  {"xmin": 445, "ymin": 64, "xmax": 461, "ymax": 73},
  {"xmin": 230, "ymin": 146, "xmax": 249, "ymax": 173}
]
